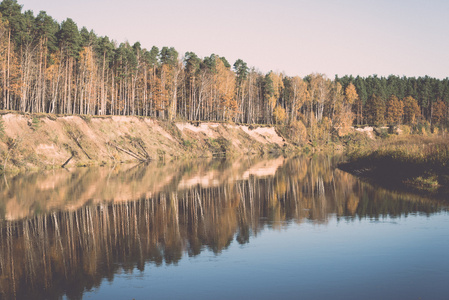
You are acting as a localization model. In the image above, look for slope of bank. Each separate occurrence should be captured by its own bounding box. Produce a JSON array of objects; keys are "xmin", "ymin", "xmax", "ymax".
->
[{"xmin": 0, "ymin": 112, "xmax": 291, "ymax": 173}]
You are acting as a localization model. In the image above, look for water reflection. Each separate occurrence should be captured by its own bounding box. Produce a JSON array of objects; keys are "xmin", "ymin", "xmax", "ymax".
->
[{"xmin": 0, "ymin": 156, "xmax": 445, "ymax": 299}]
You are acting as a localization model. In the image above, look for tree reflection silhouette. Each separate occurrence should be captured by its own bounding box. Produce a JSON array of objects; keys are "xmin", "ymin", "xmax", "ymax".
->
[{"xmin": 0, "ymin": 156, "xmax": 445, "ymax": 299}]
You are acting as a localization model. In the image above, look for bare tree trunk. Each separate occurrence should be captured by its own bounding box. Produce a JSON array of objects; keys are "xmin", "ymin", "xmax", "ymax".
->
[{"xmin": 6, "ymin": 30, "xmax": 11, "ymax": 110}]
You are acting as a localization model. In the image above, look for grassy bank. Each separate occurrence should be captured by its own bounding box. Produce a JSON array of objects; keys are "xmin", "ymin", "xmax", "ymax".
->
[{"xmin": 339, "ymin": 135, "xmax": 449, "ymax": 194}]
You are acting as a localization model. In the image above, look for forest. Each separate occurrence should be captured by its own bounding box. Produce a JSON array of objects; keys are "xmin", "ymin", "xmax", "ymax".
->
[{"xmin": 1, "ymin": 0, "xmax": 449, "ymax": 140}]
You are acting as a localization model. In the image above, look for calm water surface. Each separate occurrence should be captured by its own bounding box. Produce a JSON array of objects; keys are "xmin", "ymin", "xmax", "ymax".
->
[{"xmin": 0, "ymin": 156, "xmax": 447, "ymax": 300}]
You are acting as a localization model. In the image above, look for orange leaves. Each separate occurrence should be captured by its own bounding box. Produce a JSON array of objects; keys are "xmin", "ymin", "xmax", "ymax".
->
[
  {"xmin": 345, "ymin": 82, "xmax": 358, "ymax": 105},
  {"xmin": 46, "ymin": 52, "xmax": 61, "ymax": 81},
  {"xmin": 335, "ymin": 105, "xmax": 354, "ymax": 137},
  {"xmin": 273, "ymin": 105, "xmax": 286, "ymax": 124},
  {"xmin": 403, "ymin": 96, "xmax": 421, "ymax": 125},
  {"xmin": 151, "ymin": 75, "xmax": 166, "ymax": 112},
  {"xmin": 79, "ymin": 46, "xmax": 96, "ymax": 75},
  {"xmin": 386, "ymin": 95, "xmax": 404, "ymax": 125},
  {"xmin": 270, "ymin": 72, "xmax": 284, "ymax": 111},
  {"xmin": 214, "ymin": 56, "xmax": 237, "ymax": 120}
]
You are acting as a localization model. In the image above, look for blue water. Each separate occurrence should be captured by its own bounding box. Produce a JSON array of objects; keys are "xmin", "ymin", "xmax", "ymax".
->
[
  {"xmin": 84, "ymin": 213, "xmax": 449, "ymax": 300},
  {"xmin": 1, "ymin": 156, "xmax": 448, "ymax": 300}
]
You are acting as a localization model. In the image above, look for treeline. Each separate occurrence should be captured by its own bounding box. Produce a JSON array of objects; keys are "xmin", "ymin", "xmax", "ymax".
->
[
  {"xmin": 0, "ymin": 0, "xmax": 448, "ymax": 135},
  {"xmin": 336, "ymin": 75, "xmax": 449, "ymax": 127}
]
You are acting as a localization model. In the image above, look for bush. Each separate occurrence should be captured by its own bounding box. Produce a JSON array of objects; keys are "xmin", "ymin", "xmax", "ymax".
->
[
  {"xmin": 418, "ymin": 121, "xmax": 431, "ymax": 135},
  {"xmin": 397, "ymin": 125, "xmax": 411, "ymax": 135},
  {"xmin": 373, "ymin": 127, "xmax": 389, "ymax": 139},
  {"xmin": 284, "ymin": 120, "xmax": 307, "ymax": 145}
]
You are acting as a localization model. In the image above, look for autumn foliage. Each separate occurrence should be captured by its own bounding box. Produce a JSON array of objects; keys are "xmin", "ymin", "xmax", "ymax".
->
[{"xmin": 0, "ymin": 1, "xmax": 448, "ymax": 145}]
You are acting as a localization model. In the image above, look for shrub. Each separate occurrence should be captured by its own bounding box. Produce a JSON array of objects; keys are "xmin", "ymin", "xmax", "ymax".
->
[
  {"xmin": 284, "ymin": 120, "xmax": 307, "ymax": 145},
  {"xmin": 397, "ymin": 125, "xmax": 411, "ymax": 135}
]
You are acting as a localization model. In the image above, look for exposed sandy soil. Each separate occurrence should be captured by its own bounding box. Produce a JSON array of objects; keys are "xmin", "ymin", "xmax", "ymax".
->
[
  {"xmin": 0, "ymin": 112, "xmax": 287, "ymax": 172},
  {"xmin": 355, "ymin": 126, "xmax": 375, "ymax": 139}
]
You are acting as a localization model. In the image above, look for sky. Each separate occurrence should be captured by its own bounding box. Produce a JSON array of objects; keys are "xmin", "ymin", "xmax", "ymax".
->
[{"xmin": 16, "ymin": 0, "xmax": 449, "ymax": 79}]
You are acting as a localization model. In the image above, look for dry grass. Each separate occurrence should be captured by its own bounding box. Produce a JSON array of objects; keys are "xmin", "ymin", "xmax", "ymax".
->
[
  {"xmin": 368, "ymin": 135, "xmax": 449, "ymax": 168},
  {"xmin": 341, "ymin": 135, "xmax": 449, "ymax": 193}
]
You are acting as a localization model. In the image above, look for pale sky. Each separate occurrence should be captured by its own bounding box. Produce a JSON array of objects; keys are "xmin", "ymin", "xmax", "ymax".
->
[{"xmin": 17, "ymin": 0, "xmax": 449, "ymax": 79}]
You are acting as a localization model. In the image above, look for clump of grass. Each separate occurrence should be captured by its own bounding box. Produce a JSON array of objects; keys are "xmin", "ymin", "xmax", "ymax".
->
[
  {"xmin": 158, "ymin": 120, "xmax": 183, "ymax": 141},
  {"xmin": 207, "ymin": 137, "xmax": 231, "ymax": 155},
  {"xmin": 31, "ymin": 116, "xmax": 41, "ymax": 131},
  {"xmin": 0, "ymin": 117, "xmax": 5, "ymax": 138},
  {"xmin": 80, "ymin": 115, "xmax": 92, "ymax": 123},
  {"xmin": 182, "ymin": 139, "xmax": 195, "ymax": 148}
]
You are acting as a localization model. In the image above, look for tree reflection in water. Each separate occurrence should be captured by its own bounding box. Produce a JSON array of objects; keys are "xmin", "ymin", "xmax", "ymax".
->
[{"xmin": 0, "ymin": 156, "xmax": 445, "ymax": 299}]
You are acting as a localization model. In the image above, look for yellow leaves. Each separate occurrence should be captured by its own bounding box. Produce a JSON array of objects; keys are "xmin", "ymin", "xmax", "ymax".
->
[
  {"xmin": 310, "ymin": 116, "xmax": 332, "ymax": 142},
  {"xmin": 214, "ymin": 56, "xmax": 237, "ymax": 120},
  {"xmin": 345, "ymin": 82, "xmax": 358, "ymax": 105},
  {"xmin": 267, "ymin": 72, "xmax": 284, "ymax": 111},
  {"xmin": 287, "ymin": 119, "xmax": 308, "ymax": 145},
  {"xmin": 346, "ymin": 194, "xmax": 360, "ymax": 215},
  {"xmin": 0, "ymin": 17, "xmax": 21, "ymax": 100},
  {"xmin": 161, "ymin": 63, "xmax": 173, "ymax": 84},
  {"xmin": 308, "ymin": 73, "xmax": 331, "ymax": 105},
  {"xmin": 335, "ymin": 105, "xmax": 354, "ymax": 137},
  {"xmin": 271, "ymin": 72, "xmax": 284, "ymax": 96},
  {"xmin": 290, "ymin": 76, "xmax": 309, "ymax": 111},
  {"xmin": 273, "ymin": 105, "xmax": 286, "ymax": 125},
  {"xmin": 151, "ymin": 75, "xmax": 167, "ymax": 111},
  {"xmin": 331, "ymin": 82, "xmax": 345, "ymax": 112},
  {"xmin": 4, "ymin": 44, "xmax": 22, "ymax": 99},
  {"xmin": 46, "ymin": 53, "xmax": 60, "ymax": 80},
  {"xmin": 331, "ymin": 82, "xmax": 355, "ymax": 136},
  {"xmin": 79, "ymin": 46, "xmax": 96, "ymax": 75}
]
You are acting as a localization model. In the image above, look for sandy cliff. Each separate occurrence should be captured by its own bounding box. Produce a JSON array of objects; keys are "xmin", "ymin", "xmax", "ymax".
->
[{"xmin": 0, "ymin": 112, "xmax": 288, "ymax": 172}]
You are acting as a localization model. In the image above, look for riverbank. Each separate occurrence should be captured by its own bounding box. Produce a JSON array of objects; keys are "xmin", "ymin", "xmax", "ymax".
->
[
  {"xmin": 338, "ymin": 135, "xmax": 449, "ymax": 196},
  {"xmin": 0, "ymin": 111, "xmax": 294, "ymax": 174}
]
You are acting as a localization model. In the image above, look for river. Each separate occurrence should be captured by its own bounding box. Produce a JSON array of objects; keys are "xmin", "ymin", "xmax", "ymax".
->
[{"xmin": 0, "ymin": 156, "xmax": 447, "ymax": 300}]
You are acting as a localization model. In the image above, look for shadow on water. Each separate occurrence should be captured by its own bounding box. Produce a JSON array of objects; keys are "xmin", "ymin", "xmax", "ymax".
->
[{"xmin": 0, "ymin": 155, "xmax": 446, "ymax": 299}]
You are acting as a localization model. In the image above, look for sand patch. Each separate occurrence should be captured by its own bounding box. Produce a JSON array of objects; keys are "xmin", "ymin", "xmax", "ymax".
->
[{"xmin": 355, "ymin": 126, "xmax": 375, "ymax": 139}]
